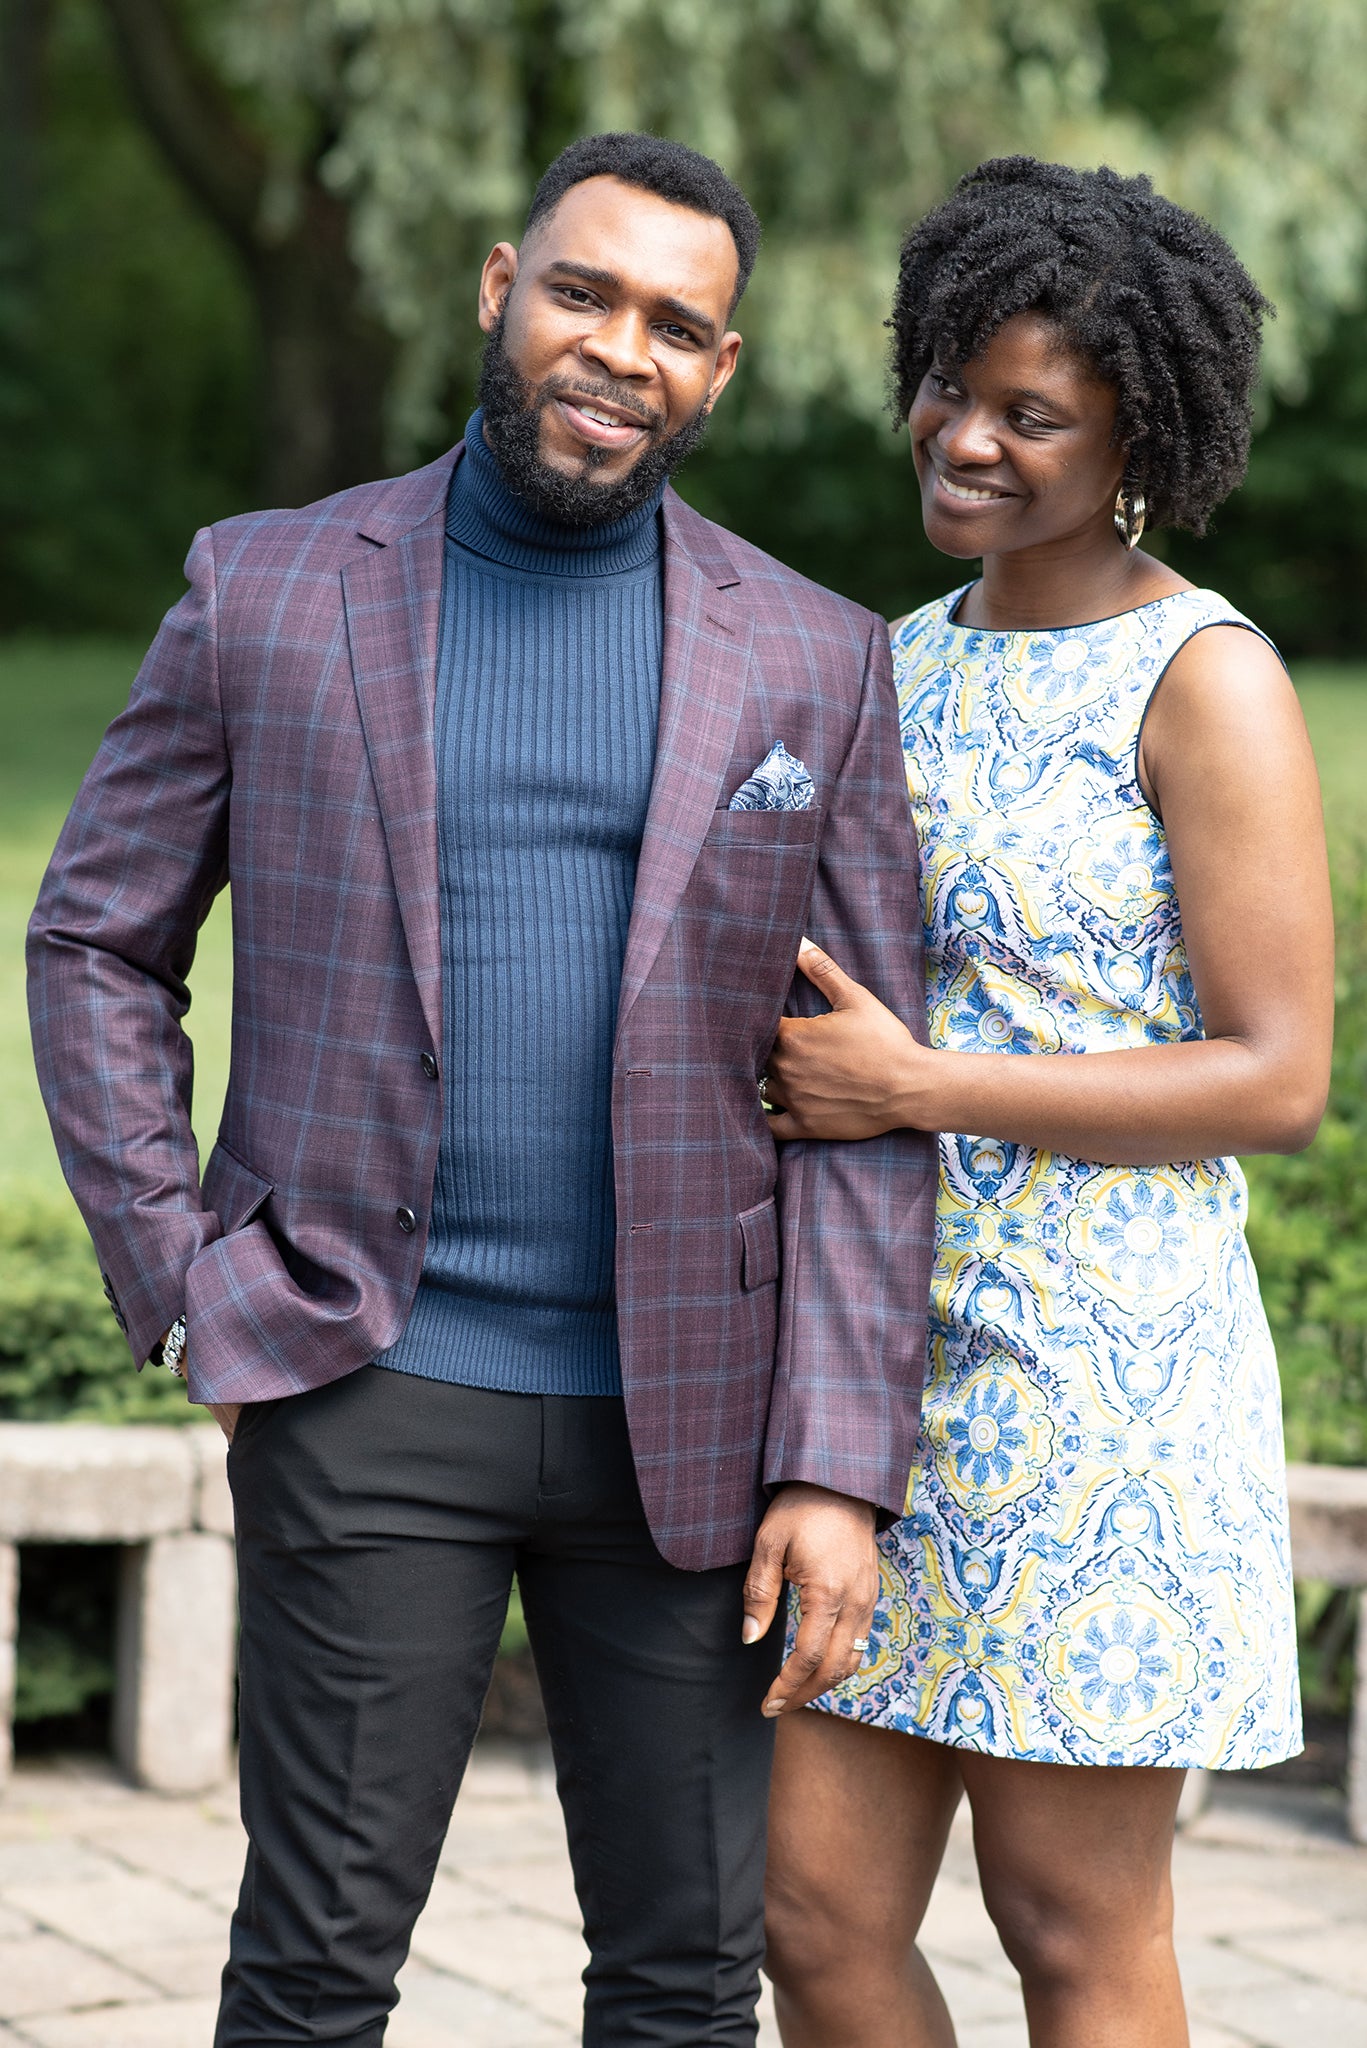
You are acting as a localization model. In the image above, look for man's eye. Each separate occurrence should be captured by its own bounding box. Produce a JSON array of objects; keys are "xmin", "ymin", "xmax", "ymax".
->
[
  {"xmin": 659, "ymin": 323, "xmax": 696, "ymax": 344},
  {"xmin": 560, "ymin": 287, "xmax": 595, "ymax": 305}
]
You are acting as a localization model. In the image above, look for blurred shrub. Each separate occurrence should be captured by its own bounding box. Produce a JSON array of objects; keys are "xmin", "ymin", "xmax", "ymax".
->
[
  {"xmin": 1246, "ymin": 860, "xmax": 1367, "ymax": 1463},
  {"xmin": 0, "ymin": 1198, "xmax": 191, "ymax": 1422},
  {"xmin": 13, "ymin": 1544, "xmax": 118, "ymax": 1733}
]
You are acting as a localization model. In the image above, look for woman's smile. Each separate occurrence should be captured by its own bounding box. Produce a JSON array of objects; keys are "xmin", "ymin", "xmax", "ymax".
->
[{"xmin": 929, "ymin": 462, "xmax": 1016, "ymax": 506}]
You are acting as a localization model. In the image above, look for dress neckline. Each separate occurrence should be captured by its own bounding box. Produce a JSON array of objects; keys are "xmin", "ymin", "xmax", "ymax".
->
[{"xmin": 938, "ymin": 582, "xmax": 1205, "ymax": 638}]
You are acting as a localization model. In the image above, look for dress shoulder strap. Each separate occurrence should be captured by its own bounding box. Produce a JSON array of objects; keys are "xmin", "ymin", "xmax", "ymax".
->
[{"xmin": 1136, "ymin": 587, "xmax": 1281, "ymax": 673}]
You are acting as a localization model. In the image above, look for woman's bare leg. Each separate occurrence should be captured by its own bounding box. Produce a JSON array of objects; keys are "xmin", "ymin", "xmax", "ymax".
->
[
  {"xmin": 765, "ymin": 1710, "xmax": 963, "ymax": 2047},
  {"xmin": 960, "ymin": 1752, "xmax": 1188, "ymax": 2048}
]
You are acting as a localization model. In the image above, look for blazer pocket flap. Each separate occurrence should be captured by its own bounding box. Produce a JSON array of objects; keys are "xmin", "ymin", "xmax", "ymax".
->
[
  {"xmin": 738, "ymin": 1197, "xmax": 780, "ymax": 1291},
  {"xmin": 202, "ymin": 1141, "xmax": 275, "ymax": 1235}
]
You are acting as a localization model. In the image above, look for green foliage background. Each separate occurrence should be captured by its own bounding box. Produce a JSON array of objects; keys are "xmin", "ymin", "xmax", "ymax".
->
[{"xmin": 4, "ymin": 0, "xmax": 1367, "ymax": 644}]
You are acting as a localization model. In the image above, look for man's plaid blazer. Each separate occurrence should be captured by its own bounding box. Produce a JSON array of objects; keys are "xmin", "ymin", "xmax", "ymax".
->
[{"xmin": 28, "ymin": 444, "xmax": 937, "ymax": 1570}]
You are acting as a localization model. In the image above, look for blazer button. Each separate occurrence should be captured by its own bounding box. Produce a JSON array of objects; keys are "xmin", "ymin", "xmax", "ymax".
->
[
  {"xmin": 396, "ymin": 1206, "xmax": 418, "ymax": 1234},
  {"xmin": 420, "ymin": 1052, "xmax": 438, "ymax": 1079}
]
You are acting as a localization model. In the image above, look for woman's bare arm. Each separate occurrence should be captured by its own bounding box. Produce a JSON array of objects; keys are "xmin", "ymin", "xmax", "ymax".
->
[{"xmin": 764, "ymin": 627, "xmax": 1334, "ymax": 1164}]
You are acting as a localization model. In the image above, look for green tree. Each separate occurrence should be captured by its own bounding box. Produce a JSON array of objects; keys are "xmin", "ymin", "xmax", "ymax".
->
[{"xmin": 123, "ymin": 0, "xmax": 1367, "ymax": 471}]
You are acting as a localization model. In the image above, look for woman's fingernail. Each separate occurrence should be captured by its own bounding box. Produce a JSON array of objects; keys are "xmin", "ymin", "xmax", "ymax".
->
[
  {"xmin": 741, "ymin": 1615, "xmax": 762, "ymax": 1645},
  {"xmin": 762, "ymin": 1698, "xmax": 785, "ymax": 1718}
]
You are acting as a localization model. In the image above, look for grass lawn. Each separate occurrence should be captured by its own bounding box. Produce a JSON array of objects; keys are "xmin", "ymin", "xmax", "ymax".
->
[{"xmin": 3, "ymin": 636, "xmax": 1366, "ymax": 1208}]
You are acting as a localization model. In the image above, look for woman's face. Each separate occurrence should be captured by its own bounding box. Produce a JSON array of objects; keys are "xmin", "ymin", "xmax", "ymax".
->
[{"xmin": 909, "ymin": 311, "xmax": 1128, "ymax": 561}]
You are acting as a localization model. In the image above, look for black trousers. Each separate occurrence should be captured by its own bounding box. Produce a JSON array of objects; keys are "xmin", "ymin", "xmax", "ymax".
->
[{"xmin": 217, "ymin": 1366, "xmax": 781, "ymax": 2047}]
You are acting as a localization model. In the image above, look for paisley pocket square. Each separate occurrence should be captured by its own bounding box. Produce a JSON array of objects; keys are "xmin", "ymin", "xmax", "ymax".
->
[{"xmin": 728, "ymin": 740, "xmax": 815, "ymax": 812}]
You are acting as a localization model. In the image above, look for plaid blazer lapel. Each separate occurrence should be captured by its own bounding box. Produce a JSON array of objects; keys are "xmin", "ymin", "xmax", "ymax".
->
[
  {"xmin": 618, "ymin": 494, "xmax": 753, "ymax": 1028},
  {"xmin": 343, "ymin": 471, "xmax": 451, "ymax": 1052}
]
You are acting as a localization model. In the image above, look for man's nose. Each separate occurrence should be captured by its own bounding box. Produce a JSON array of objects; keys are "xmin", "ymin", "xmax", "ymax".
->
[{"xmin": 580, "ymin": 309, "xmax": 656, "ymax": 384}]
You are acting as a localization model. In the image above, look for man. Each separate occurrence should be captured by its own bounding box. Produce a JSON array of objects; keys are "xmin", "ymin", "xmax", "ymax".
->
[{"xmin": 28, "ymin": 133, "xmax": 935, "ymax": 2045}]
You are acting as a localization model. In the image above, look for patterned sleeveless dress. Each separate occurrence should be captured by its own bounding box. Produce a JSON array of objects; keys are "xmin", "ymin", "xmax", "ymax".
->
[{"xmin": 816, "ymin": 585, "xmax": 1301, "ymax": 1769}]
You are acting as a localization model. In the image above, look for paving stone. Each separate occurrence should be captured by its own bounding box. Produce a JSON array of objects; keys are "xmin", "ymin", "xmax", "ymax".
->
[
  {"xmin": 0, "ymin": 1841, "xmax": 124, "ymax": 1887},
  {"xmin": 440, "ymin": 1803, "xmax": 568, "ymax": 1869},
  {"xmin": 3, "ymin": 1748, "xmax": 1367, "ymax": 2046},
  {"xmin": 4, "ymin": 1872, "xmax": 225, "ymax": 1953},
  {"xmin": 512, "ymin": 1969, "xmax": 591, "ymax": 2031},
  {"xmin": 946, "ymin": 2016, "xmax": 1030, "ymax": 2048},
  {"xmin": 390, "ymin": 1956, "xmax": 570, "ymax": 2046},
  {"xmin": 90, "ymin": 1815, "xmax": 247, "ymax": 1894},
  {"xmin": 919, "ymin": 1873, "xmax": 1012, "ymax": 1967},
  {"xmin": 918, "ymin": 1953, "xmax": 1025, "ymax": 2024},
  {"xmin": 408, "ymin": 1893, "xmax": 589, "ymax": 1992},
  {"xmin": 1235, "ymin": 1925, "xmax": 1367, "ymax": 1999},
  {"xmin": 412, "ymin": 1867, "xmax": 508, "ymax": 1924},
  {"xmin": 1205, "ymin": 1976, "xmax": 1367, "ymax": 2047},
  {"xmin": 1172, "ymin": 1876, "xmax": 1333, "ymax": 1939},
  {"xmin": 1177, "ymin": 1936, "xmax": 1303, "ymax": 1998},
  {"xmin": 18, "ymin": 1995, "xmax": 221, "ymax": 2047},
  {"xmin": 120, "ymin": 1937, "xmax": 230, "ymax": 1997},
  {"xmin": 461, "ymin": 1852, "xmax": 582, "ymax": 1925},
  {"xmin": 0, "ymin": 1932, "xmax": 151, "ymax": 2020},
  {"xmin": 1188, "ymin": 1781, "xmax": 1355, "ymax": 1854}
]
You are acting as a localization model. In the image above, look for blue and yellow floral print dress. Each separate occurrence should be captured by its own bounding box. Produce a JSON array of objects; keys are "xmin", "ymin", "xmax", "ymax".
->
[{"xmin": 822, "ymin": 586, "xmax": 1301, "ymax": 1769}]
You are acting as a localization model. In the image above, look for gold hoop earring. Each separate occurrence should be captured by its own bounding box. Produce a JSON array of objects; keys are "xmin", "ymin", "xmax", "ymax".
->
[{"xmin": 1114, "ymin": 483, "xmax": 1146, "ymax": 551}]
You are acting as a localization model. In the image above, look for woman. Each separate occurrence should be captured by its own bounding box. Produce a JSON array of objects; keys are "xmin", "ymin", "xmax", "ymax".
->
[{"xmin": 760, "ymin": 158, "xmax": 1334, "ymax": 2048}]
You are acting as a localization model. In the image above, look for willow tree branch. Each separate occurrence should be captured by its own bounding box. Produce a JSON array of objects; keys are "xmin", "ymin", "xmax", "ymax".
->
[{"xmin": 95, "ymin": 0, "xmax": 265, "ymax": 254}]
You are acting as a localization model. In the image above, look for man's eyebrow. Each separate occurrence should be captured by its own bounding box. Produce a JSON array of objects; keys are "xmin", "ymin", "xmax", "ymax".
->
[{"xmin": 543, "ymin": 259, "xmax": 718, "ymax": 344}]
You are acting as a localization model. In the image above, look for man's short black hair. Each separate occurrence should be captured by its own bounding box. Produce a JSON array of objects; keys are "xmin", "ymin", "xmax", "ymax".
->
[
  {"xmin": 888, "ymin": 156, "xmax": 1271, "ymax": 534},
  {"xmin": 524, "ymin": 132, "xmax": 760, "ymax": 313}
]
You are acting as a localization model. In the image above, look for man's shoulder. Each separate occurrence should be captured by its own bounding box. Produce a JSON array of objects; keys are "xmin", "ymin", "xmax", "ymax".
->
[
  {"xmin": 664, "ymin": 491, "xmax": 883, "ymax": 650},
  {"xmin": 207, "ymin": 448, "xmax": 458, "ymax": 577}
]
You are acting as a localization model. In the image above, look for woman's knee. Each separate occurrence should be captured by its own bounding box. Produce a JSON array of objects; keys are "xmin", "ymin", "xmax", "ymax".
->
[
  {"xmin": 978, "ymin": 1861, "xmax": 1175, "ymax": 1991},
  {"xmin": 764, "ymin": 1867, "xmax": 858, "ymax": 1990}
]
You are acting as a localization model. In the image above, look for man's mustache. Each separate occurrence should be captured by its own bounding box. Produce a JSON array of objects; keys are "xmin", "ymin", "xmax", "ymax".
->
[{"xmin": 535, "ymin": 375, "xmax": 664, "ymax": 435}]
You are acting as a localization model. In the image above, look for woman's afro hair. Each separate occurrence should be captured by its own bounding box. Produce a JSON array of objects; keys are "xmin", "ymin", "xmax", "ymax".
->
[{"xmin": 888, "ymin": 157, "xmax": 1271, "ymax": 534}]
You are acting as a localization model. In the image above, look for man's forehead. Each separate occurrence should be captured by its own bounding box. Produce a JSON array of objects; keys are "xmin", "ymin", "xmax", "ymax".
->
[{"xmin": 522, "ymin": 176, "xmax": 739, "ymax": 308}]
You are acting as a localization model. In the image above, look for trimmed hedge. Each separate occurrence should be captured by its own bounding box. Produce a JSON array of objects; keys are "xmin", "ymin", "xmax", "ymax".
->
[
  {"xmin": 1245, "ymin": 861, "xmax": 1367, "ymax": 1466},
  {"xmin": 0, "ymin": 1199, "xmax": 191, "ymax": 1423}
]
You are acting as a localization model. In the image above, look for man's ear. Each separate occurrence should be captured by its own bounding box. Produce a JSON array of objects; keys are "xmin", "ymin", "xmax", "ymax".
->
[
  {"xmin": 478, "ymin": 242, "xmax": 519, "ymax": 334},
  {"xmin": 705, "ymin": 331, "xmax": 743, "ymax": 414}
]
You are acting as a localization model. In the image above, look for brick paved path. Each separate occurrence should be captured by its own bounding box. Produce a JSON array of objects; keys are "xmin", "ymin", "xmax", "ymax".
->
[{"xmin": 1, "ymin": 1746, "xmax": 1365, "ymax": 2046}]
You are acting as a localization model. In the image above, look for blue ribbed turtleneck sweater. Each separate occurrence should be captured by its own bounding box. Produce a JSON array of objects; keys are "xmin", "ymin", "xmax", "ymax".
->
[{"xmin": 377, "ymin": 412, "xmax": 664, "ymax": 1396}]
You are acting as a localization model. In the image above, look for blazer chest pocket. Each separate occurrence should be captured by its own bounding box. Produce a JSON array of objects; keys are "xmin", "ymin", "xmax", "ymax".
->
[
  {"xmin": 202, "ymin": 1140, "xmax": 275, "ymax": 1235},
  {"xmin": 689, "ymin": 809, "xmax": 821, "ymax": 947},
  {"xmin": 738, "ymin": 1197, "xmax": 780, "ymax": 1291}
]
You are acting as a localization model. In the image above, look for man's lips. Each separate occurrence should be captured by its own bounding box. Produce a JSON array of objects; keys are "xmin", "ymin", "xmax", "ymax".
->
[{"xmin": 555, "ymin": 396, "xmax": 653, "ymax": 450}]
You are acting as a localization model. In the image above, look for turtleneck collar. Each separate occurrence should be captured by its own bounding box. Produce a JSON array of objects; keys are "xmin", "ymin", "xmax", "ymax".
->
[{"xmin": 446, "ymin": 410, "xmax": 665, "ymax": 578}]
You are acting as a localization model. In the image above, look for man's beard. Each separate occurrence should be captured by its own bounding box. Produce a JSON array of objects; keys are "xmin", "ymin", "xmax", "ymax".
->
[{"xmin": 476, "ymin": 313, "xmax": 713, "ymax": 526}]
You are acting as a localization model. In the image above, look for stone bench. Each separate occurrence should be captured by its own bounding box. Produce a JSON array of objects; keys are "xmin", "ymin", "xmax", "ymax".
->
[
  {"xmin": 3, "ymin": 1434, "xmax": 1367, "ymax": 1822},
  {"xmin": 0, "ymin": 1423, "xmax": 235, "ymax": 1794},
  {"xmin": 1286, "ymin": 1461, "xmax": 1367, "ymax": 1841},
  {"xmin": 1177, "ymin": 1462, "xmax": 1367, "ymax": 1839}
]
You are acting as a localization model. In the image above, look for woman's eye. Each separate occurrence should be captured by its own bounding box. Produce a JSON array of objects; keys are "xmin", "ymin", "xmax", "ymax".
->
[{"xmin": 930, "ymin": 373, "xmax": 962, "ymax": 398}]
